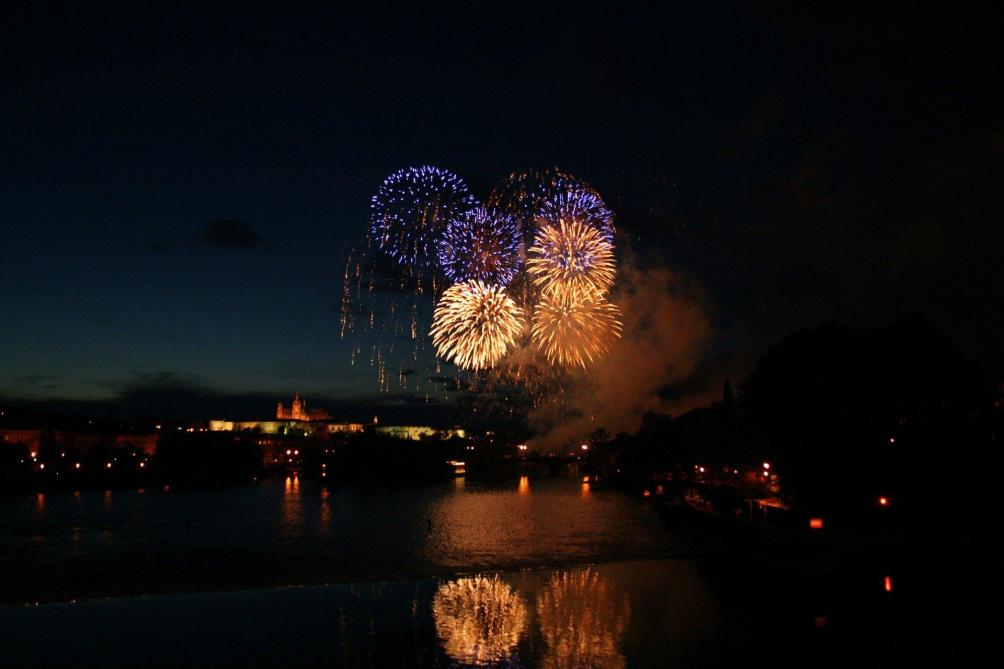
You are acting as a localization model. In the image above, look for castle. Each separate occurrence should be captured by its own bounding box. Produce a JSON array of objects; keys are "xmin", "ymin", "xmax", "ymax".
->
[{"xmin": 276, "ymin": 394, "xmax": 330, "ymax": 421}]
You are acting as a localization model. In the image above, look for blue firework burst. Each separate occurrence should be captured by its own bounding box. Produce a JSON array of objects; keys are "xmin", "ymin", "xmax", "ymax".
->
[
  {"xmin": 486, "ymin": 168, "xmax": 614, "ymax": 245},
  {"xmin": 536, "ymin": 183, "xmax": 615, "ymax": 243},
  {"xmin": 438, "ymin": 207, "xmax": 522, "ymax": 286},
  {"xmin": 370, "ymin": 166, "xmax": 478, "ymax": 267}
]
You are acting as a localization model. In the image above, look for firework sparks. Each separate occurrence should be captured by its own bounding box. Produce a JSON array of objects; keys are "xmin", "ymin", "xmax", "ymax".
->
[
  {"xmin": 537, "ymin": 183, "xmax": 615, "ymax": 243},
  {"xmin": 532, "ymin": 289, "xmax": 622, "ymax": 367},
  {"xmin": 432, "ymin": 576, "xmax": 528, "ymax": 666},
  {"xmin": 349, "ymin": 166, "xmax": 622, "ymax": 403},
  {"xmin": 438, "ymin": 207, "xmax": 522, "ymax": 286},
  {"xmin": 370, "ymin": 166, "xmax": 478, "ymax": 267},
  {"xmin": 487, "ymin": 168, "xmax": 591, "ymax": 245},
  {"xmin": 527, "ymin": 219, "xmax": 616, "ymax": 298},
  {"xmin": 431, "ymin": 281, "xmax": 524, "ymax": 370}
]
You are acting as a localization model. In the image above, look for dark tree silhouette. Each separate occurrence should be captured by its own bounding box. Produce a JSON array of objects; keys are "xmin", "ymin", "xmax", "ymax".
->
[{"xmin": 741, "ymin": 315, "xmax": 993, "ymax": 520}]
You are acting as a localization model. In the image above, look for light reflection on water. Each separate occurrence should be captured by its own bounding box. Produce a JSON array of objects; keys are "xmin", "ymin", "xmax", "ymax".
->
[
  {"xmin": 280, "ymin": 474, "xmax": 303, "ymax": 540},
  {"xmin": 1, "ymin": 558, "xmax": 902, "ymax": 668},
  {"xmin": 536, "ymin": 568, "xmax": 630, "ymax": 669},
  {"xmin": 431, "ymin": 567, "xmax": 632, "ymax": 668},
  {"xmin": 0, "ymin": 476, "xmax": 684, "ymax": 605},
  {"xmin": 432, "ymin": 575, "xmax": 528, "ymax": 665},
  {"xmin": 0, "ymin": 477, "xmax": 931, "ymax": 667}
]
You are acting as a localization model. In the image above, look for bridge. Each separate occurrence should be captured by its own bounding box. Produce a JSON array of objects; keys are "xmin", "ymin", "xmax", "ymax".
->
[{"xmin": 515, "ymin": 453, "xmax": 585, "ymax": 475}]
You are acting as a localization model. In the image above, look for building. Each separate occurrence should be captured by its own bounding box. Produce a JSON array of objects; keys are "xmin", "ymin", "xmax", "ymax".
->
[
  {"xmin": 1, "ymin": 428, "xmax": 158, "ymax": 456},
  {"xmin": 208, "ymin": 419, "xmax": 365, "ymax": 438},
  {"xmin": 276, "ymin": 394, "xmax": 330, "ymax": 421},
  {"xmin": 374, "ymin": 425, "xmax": 466, "ymax": 441}
]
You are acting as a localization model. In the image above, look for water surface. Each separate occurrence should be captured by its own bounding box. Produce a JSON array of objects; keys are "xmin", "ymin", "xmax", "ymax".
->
[{"xmin": 0, "ymin": 475, "xmax": 686, "ymax": 604}]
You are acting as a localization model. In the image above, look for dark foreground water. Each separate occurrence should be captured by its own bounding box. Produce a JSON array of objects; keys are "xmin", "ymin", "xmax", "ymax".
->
[
  {"xmin": 0, "ymin": 558, "xmax": 911, "ymax": 668},
  {"xmin": 0, "ymin": 476, "xmax": 982, "ymax": 666}
]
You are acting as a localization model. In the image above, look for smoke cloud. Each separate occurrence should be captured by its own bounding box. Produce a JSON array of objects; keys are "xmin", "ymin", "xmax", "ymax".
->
[{"xmin": 528, "ymin": 258, "xmax": 712, "ymax": 449}]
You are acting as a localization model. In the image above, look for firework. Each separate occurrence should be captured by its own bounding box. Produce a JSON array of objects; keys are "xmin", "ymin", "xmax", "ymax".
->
[
  {"xmin": 527, "ymin": 219, "xmax": 616, "ymax": 298},
  {"xmin": 431, "ymin": 281, "xmax": 524, "ymax": 370},
  {"xmin": 532, "ymin": 289, "xmax": 622, "ymax": 367},
  {"xmin": 537, "ymin": 183, "xmax": 615, "ymax": 242},
  {"xmin": 487, "ymin": 168, "xmax": 611, "ymax": 245},
  {"xmin": 536, "ymin": 569, "xmax": 631, "ymax": 669},
  {"xmin": 370, "ymin": 166, "xmax": 478, "ymax": 267},
  {"xmin": 432, "ymin": 576, "xmax": 528, "ymax": 666},
  {"xmin": 438, "ymin": 207, "xmax": 522, "ymax": 286}
]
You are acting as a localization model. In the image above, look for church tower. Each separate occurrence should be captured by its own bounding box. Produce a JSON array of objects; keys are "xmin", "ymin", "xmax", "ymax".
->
[{"xmin": 292, "ymin": 394, "xmax": 305, "ymax": 421}]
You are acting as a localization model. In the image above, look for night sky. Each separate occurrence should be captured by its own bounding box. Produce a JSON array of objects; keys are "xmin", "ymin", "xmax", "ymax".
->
[{"xmin": 1, "ymin": 4, "xmax": 999, "ymax": 419}]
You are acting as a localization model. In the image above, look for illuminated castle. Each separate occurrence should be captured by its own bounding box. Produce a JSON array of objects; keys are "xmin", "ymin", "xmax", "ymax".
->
[{"xmin": 276, "ymin": 394, "xmax": 330, "ymax": 421}]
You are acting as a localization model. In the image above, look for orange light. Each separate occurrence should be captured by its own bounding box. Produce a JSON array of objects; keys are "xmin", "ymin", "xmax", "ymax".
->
[
  {"xmin": 580, "ymin": 444, "xmax": 588, "ymax": 451},
  {"xmin": 884, "ymin": 576, "xmax": 893, "ymax": 592},
  {"xmin": 643, "ymin": 490, "xmax": 651, "ymax": 497},
  {"xmin": 878, "ymin": 496, "xmax": 888, "ymax": 506},
  {"xmin": 809, "ymin": 518, "xmax": 824, "ymax": 529}
]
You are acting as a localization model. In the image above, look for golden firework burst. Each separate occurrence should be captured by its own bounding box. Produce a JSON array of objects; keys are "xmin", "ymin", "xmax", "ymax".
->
[
  {"xmin": 527, "ymin": 218, "xmax": 615, "ymax": 298},
  {"xmin": 532, "ymin": 288, "xmax": 622, "ymax": 367},
  {"xmin": 430, "ymin": 280, "xmax": 524, "ymax": 370}
]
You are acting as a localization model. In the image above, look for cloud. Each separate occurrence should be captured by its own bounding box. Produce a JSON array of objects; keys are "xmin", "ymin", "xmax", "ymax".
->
[
  {"xmin": 11, "ymin": 375, "xmax": 66, "ymax": 392},
  {"xmin": 1, "ymin": 371, "xmax": 460, "ymax": 425},
  {"xmin": 198, "ymin": 219, "xmax": 266, "ymax": 249}
]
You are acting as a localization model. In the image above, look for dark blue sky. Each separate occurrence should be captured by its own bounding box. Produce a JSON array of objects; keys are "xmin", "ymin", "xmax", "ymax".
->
[{"xmin": 1, "ymin": 4, "xmax": 999, "ymax": 418}]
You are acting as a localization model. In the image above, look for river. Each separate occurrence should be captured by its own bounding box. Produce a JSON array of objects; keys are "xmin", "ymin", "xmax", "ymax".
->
[{"xmin": 0, "ymin": 475, "xmax": 973, "ymax": 666}]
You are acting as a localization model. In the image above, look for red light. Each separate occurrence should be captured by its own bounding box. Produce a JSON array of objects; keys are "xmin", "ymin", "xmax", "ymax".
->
[
  {"xmin": 878, "ymin": 496, "xmax": 888, "ymax": 506},
  {"xmin": 884, "ymin": 576, "xmax": 893, "ymax": 592},
  {"xmin": 809, "ymin": 518, "xmax": 824, "ymax": 529},
  {"xmin": 642, "ymin": 490, "xmax": 651, "ymax": 497}
]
